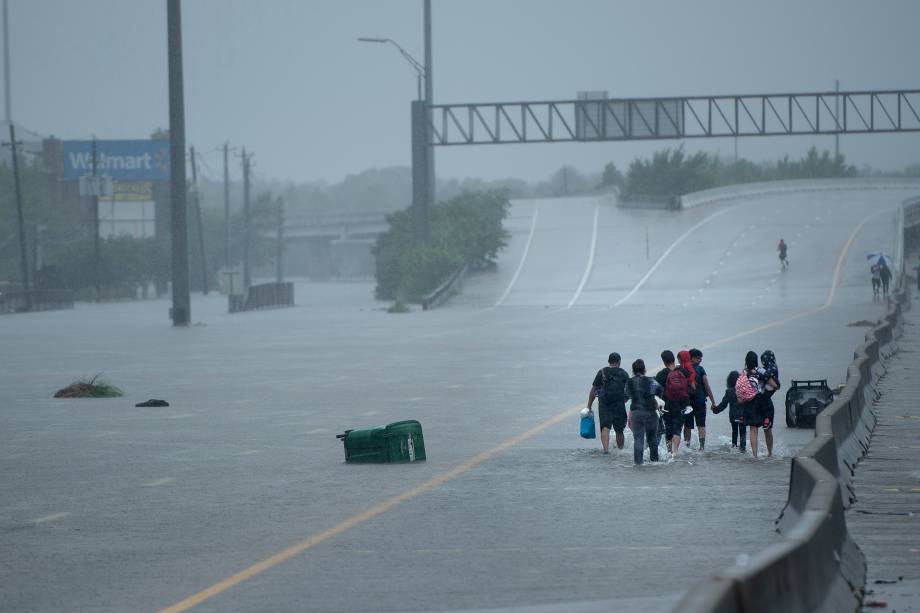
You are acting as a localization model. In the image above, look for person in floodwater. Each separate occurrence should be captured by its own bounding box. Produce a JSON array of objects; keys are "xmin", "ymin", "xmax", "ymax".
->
[
  {"xmin": 714, "ymin": 371, "xmax": 745, "ymax": 452},
  {"xmin": 741, "ymin": 351, "xmax": 766, "ymax": 458},
  {"xmin": 759, "ymin": 350, "xmax": 781, "ymax": 458},
  {"xmin": 688, "ymin": 348, "xmax": 716, "ymax": 451},
  {"xmin": 587, "ymin": 353, "xmax": 630, "ymax": 454},
  {"xmin": 654, "ymin": 350, "xmax": 677, "ymax": 453},
  {"xmin": 777, "ymin": 238, "xmax": 788, "ymax": 271},
  {"xmin": 677, "ymin": 349, "xmax": 699, "ymax": 447},
  {"xmin": 624, "ymin": 359, "xmax": 662, "ymax": 465}
]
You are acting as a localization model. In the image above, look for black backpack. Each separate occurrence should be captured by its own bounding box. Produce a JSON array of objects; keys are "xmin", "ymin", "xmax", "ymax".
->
[{"xmin": 597, "ymin": 367, "xmax": 626, "ymax": 405}]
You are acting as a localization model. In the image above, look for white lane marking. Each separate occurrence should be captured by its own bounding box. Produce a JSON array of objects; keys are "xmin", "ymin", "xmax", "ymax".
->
[
  {"xmin": 144, "ymin": 477, "xmax": 175, "ymax": 487},
  {"xmin": 304, "ymin": 428, "xmax": 328, "ymax": 435},
  {"xmin": 31, "ymin": 512, "xmax": 71, "ymax": 524},
  {"xmin": 615, "ymin": 207, "xmax": 733, "ymax": 306},
  {"xmin": 165, "ymin": 414, "xmax": 194, "ymax": 420},
  {"xmin": 563, "ymin": 205, "xmax": 599, "ymax": 310},
  {"xmin": 235, "ymin": 450, "xmax": 264, "ymax": 455},
  {"xmin": 493, "ymin": 206, "xmax": 539, "ymax": 308},
  {"xmin": 358, "ymin": 411, "xmax": 378, "ymax": 417}
]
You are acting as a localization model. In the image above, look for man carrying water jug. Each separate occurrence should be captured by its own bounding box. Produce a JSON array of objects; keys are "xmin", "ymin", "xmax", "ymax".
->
[{"xmin": 587, "ymin": 353, "xmax": 630, "ymax": 454}]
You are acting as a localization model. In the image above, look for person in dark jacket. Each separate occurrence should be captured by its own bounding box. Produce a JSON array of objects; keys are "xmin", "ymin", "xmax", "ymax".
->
[
  {"xmin": 713, "ymin": 371, "xmax": 745, "ymax": 452},
  {"xmin": 625, "ymin": 359, "xmax": 662, "ymax": 465},
  {"xmin": 654, "ymin": 350, "xmax": 676, "ymax": 452}
]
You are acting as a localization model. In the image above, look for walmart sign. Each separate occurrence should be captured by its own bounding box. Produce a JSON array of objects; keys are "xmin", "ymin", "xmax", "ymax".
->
[{"xmin": 62, "ymin": 140, "xmax": 171, "ymax": 181}]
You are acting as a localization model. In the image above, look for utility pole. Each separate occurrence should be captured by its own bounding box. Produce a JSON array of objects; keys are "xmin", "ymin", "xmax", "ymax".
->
[
  {"xmin": 222, "ymin": 142, "xmax": 231, "ymax": 268},
  {"xmin": 423, "ymin": 0, "xmax": 434, "ymax": 240},
  {"xmin": 3, "ymin": 0, "xmax": 11, "ymax": 123},
  {"xmin": 167, "ymin": 0, "xmax": 190, "ymax": 326},
  {"xmin": 6, "ymin": 123, "xmax": 30, "ymax": 309},
  {"xmin": 275, "ymin": 196, "xmax": 284, "ymax": 283},
  {"xmin": 92, "ymin": 137, "xmax": 101, "ymax": 302},
  {"xmin": 190, "ymin": 145, "xmax": 208, "ymax": 294},
  {"xmin": 240, "ymin": 148, "xmax": 251, "ymax": 291}
]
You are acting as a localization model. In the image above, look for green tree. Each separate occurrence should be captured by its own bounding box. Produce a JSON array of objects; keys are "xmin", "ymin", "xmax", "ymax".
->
[{"xmin": 373, "ymin": 190, "xmax": 511, "ymax": 301}]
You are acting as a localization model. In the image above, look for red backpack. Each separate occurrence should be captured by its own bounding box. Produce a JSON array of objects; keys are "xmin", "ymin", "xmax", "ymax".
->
[
  {"xmin": 665, "ymin": 368, "xmax": 689, "ymax": 402},
  {"xmin": 735, "ymin": 370, "xmax": 758, "ymax": 403}
]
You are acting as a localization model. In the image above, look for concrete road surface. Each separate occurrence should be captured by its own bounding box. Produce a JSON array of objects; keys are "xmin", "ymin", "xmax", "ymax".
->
[{"xmin": 0, "ymin": 186, "xmax": 913, "ymax": 612}]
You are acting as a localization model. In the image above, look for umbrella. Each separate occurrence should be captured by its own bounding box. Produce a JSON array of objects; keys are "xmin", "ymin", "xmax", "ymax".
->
[{"xmin": 866, "ymin": 253, "xmax": 894, "ymax": 269}]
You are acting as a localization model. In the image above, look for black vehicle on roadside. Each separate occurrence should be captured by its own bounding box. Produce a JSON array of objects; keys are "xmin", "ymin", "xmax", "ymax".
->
[{"xmin": 785, "ymin": 379, "xmax": 835, "ymax": 427}]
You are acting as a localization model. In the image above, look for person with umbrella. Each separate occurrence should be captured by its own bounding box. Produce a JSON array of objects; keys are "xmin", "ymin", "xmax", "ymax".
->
[{"xmin": 878, "ymin": 257, "xmax": 892, "ymax": 296}]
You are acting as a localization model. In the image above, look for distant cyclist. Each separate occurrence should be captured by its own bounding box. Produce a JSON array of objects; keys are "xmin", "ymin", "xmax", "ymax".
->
[{"xmin": 777, "ymin": 239, "xmax": 788, "ymax": 271}]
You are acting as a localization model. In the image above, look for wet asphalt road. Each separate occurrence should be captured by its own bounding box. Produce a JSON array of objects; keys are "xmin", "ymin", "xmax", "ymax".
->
[{"xmin": 0, "ymin": 186, "xmax": 913, "ymax": 612}]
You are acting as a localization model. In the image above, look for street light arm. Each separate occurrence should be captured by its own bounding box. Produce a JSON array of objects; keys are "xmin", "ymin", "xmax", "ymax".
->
[{"xmin": 357, "ymin": 36, "xmax": 425, "ymax": 77}]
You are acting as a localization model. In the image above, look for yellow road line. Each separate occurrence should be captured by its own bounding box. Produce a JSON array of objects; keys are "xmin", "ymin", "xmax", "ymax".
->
[
  {"xmin": 158, "ymin": 406, "xmax": 577, "ymax": 613},
  {"xmin": 159, "ymin": 213, "xmax": 875, "ymax": 612}
]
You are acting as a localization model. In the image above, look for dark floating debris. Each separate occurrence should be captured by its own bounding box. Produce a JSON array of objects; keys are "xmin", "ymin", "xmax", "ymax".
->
[{"xmin": 135, "ymin": 399, "xmax": 170, "ymax": 407}]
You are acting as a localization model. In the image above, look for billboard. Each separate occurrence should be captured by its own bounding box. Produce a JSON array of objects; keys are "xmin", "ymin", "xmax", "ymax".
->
[{"xmin": 62, "ymin": 140, "xmax": 170, "ymax": 181}]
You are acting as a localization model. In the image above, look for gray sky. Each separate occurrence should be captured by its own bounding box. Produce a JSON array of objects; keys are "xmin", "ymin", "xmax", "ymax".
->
[{"xmin": 8, "ymin": 0, "xmax": 920, "ymax": 184}]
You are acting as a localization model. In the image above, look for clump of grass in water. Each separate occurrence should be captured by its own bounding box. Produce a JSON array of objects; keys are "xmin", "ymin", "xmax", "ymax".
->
[{"xmin": 54, "ymin": 374, "xmax": 123, "ymax": 398}]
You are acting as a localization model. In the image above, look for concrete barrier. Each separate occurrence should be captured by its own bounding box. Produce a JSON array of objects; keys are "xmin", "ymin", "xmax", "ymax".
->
[
  {"xmin": 677, "ymin": 239, "xmax": 912, "ymax": 612},
  {"xmin": 421, "ymin": 263, "xmax": 469, "ymax": 310},
  {"xmin": 680, "ymin": 178, "xmax": 920, "ymax": 210}
]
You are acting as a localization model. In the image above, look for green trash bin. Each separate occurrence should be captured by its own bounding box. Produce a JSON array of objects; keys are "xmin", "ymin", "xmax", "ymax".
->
[{"xmin": 336, "ymin": 420, "xmax": 426, "ymax": 463}]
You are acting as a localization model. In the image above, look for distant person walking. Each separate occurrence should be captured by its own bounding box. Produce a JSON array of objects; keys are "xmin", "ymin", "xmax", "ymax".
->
[
  {"xmin": 624, "ymin": 359, "xmax": 662, "ymax": 465},
  {"xmin": 777, "ymin": 238, "xmax": 788, "ymax": 271},
  {"xmin": 871, "ymin": 264, "xmax": 882, "ymax": 299},
  {"xmin": 713, "ymin": 371, "xmax": 745, "ymax": 452},
  {"xmin": 587, "ymin": 353, "xmax": 630, "ymax": 454},
  {"xmin": 879, "ymin": 259, "xmax": 892, "ymax": 296}
]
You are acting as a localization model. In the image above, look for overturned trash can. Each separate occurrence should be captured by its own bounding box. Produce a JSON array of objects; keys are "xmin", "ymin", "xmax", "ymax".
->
[{"xmin": 336, "ymin": 420, "xmax": 427, "ymax": 463}]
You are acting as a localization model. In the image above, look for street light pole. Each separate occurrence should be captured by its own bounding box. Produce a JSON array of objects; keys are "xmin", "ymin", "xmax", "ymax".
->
[{"xmin": 358, "ymin": 32, "xmax": 431, "ymax": 243}]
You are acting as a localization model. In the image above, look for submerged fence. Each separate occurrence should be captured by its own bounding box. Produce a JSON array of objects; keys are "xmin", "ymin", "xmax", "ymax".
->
[
  {"xmin": 229, "ymin": 282, "xmax": 294, "ymax": 313},
  {"xmin": 0, "ymin": 289, "xmax": 75, "ymax": 314}
]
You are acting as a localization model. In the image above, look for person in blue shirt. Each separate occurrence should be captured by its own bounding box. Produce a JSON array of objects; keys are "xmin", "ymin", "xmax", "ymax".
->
[{"xmin": 687, "ymin": 348, "xmax": 717, "ymax": 451}]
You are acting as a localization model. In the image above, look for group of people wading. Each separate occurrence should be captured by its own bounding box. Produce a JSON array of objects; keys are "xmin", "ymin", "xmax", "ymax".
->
[{"xmin": 587, "ymin": 349, "xmax": 780, "ymax": 464}]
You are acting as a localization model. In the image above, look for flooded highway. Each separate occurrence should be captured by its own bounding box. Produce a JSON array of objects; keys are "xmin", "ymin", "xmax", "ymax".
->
[{"xmin": 0, "ymin": 185, "xmax": 912, "ymax": 612}]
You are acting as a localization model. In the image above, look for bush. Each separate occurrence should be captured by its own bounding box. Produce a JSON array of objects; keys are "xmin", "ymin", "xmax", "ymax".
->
[
  {"xmin": 374, "ymin": 190, "xmax": 510, "ymax": 301},
  {"xmin": 620, "ymin": 145, "xmax": 858, "ymax": 199}
]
